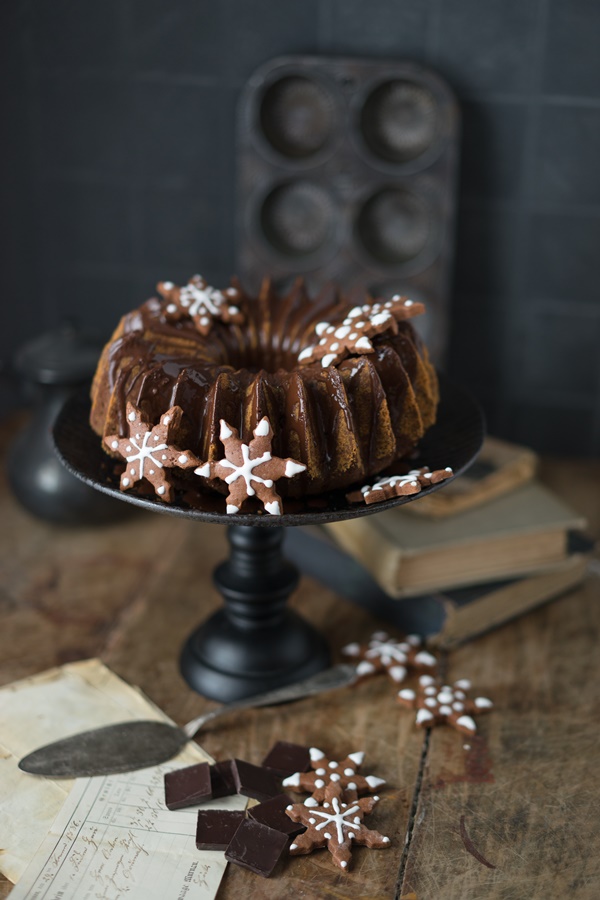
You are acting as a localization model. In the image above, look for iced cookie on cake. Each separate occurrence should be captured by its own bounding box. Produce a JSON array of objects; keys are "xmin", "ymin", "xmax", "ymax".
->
[{"xmin": 90, "ymin": 275, "xmax": 439, "ymax": 507}]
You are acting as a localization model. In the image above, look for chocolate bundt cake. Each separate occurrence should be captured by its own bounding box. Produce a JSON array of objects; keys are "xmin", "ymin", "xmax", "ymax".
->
[{"xmin": 90, "ymin": 276, "xmax": 439, "ymax": 500}]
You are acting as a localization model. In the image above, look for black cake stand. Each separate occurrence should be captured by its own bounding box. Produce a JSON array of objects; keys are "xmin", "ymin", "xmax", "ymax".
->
[{"xmin": 52, "ymin": 374, "xmax": 484, "ymax": 702}]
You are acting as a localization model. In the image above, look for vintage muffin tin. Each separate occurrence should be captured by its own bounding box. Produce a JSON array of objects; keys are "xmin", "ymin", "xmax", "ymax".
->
[{"xmin": 236, "ymin": 56, "xmax": 459, "ymax": 363}]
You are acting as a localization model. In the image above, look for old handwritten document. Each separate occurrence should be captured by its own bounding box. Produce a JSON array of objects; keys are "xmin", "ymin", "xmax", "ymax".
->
[
  {"xmin": 0, "ymin": 659, "xmax": 245, "ymax": 898},
  {"xmin": 9, "ymin": 763, "xmax": 237, "ymax": 900}
]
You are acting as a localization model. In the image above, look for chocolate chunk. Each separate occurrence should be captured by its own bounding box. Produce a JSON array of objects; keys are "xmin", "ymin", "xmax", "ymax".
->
[
  {"xmin": 248, "ymin": 793, "xmax": 306, "ymax": 838},
  {"xmin": 209, "ymin": 759, "xmax": 237, "ymax": 799},
  {"xmin": 231, "ymin": 758, "xmax": 280, "ymax": 802},
  {"xmin": 261, "ymin": 741, "xmax": 311, "ymax": 777},
  {"xmin": 196, "ymin": 809, "xmax": 246, "ymax": 850},
  {"xmin": 164, "ymin": 762, "xmax": 211, "ymax": 810},
  {"xmin": 225, "ymin": 819, "xmax": 289, "ymax": 877}
]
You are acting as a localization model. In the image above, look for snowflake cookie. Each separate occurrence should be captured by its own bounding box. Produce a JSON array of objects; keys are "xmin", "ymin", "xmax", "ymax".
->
[
  {"xmin": 285, "ymin": 781, "xmax": 391, "ymax": 872},
  {"xmin": 297, "ymin": 295, "xmax": 425, "ymax": 368},
  {"xmin": 397, "ymin": 675, "xmax": 493, "ymax": 736},
  {"xmin": 346, "ymin": 466, "xmax": 454, "ymax": 505},
  {"xmin": 282, "ymin": 747, "xmax": 385, "ymax": 803},
  {"xmin": 342, "ymin": 630, "xmax": 438, "ymax": 685},
  {"xmin": 104, "ymin": 404, "xmax": 200, "ymax": 502},
  {"xmin": 157, "ymin": 275, "xmax": 243, "ymax": 335},
  {"xmin": 194, "ymin": 417, "xmax": 306, "ymax": 515}
]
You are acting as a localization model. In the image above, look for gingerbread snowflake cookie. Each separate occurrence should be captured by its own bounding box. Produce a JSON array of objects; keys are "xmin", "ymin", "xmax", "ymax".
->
[
  {"xmin": 397, "ymin": 675, "xmax": 493, "ymax": 736},
  {"xmin": 282, "ymin": 747, "xmax": 385, "ymax": 803},
  {"xmin": 104, "ymin": 404, "xmax": 200, "ymax": 502},
  {"xmin": 285, "ymin": 781, "xmax": 391, "ymax": 872},
  {"xmin": 342, "ymin": 631, "xmax": 438, "ymax": 685},
  {"xmin": 194, "ymin": 417, "xmax": 306, "ymax": 515},
  {"xmin": 297, "ymin": 295, "xmax": 425, "ymax": 368},
  {"xmin": 157, "ymin": 275, "xmax": 243, "ymax": 335},
  {"xmin": 347, "ymin": 466, "xmax": 454, "ymax": 505}
]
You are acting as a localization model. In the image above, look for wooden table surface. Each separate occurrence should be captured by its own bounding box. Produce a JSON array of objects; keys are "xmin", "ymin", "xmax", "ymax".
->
[{"xmin": 0, "ymin": 417, "xmax": 599, "ymax": 899}]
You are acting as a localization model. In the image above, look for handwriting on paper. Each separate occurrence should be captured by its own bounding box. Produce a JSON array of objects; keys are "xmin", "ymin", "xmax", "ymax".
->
[{"xmin": 10, "ymin": 762, "xmax": 245, "ymax": 900}]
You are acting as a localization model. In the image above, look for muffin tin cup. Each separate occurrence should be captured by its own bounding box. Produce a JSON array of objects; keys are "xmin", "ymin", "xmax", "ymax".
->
[
  {"xmin": 351, "ymin": 74, "xmax": 448, "ymax": 175},
  {"xmin": 237, "ymin": 55, "xmax": 459, "ymax": 365},
  {"xmin": 353, "ymin": 183, "xmax": 443, "ymax": 276},
  {"xmin": 250, "ymin": 178, "xmax": 343, "ymax": 269},
  {"xmin": 243, "ymin": 63, "xmax": 346, "ymax": 170}
]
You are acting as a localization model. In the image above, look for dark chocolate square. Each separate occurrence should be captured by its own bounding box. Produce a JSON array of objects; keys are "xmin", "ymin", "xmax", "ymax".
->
[
  {"xmin": 261, "ymin": 741, "xmax": 311, "ymax": 778},
  {"xmin": 209, "ymin": 759, "xmax": 237, "ymax": 799},
  {"xmin": 196, "ymin": 810, "xmax": 246, "ymax": 851},
  {"xmin": 164, "ymin": 762, "xmax": 211, "ymax": 811},
  {"xmin": 225, "ymin": 819, "xmax": 289, "ymax": 878},
  {"xmin": 248, "ymin": 793, "xmax": 305, "ymax": 838},
  {"xmin": 231, "ymin": 759, "xmax": 280, "ymax": 802}
]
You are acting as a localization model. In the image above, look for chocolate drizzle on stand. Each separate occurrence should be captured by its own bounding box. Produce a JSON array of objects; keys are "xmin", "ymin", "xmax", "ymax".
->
[{"xmin": 52, "ymin": 375, "xmax": 483, "ymax": 701}]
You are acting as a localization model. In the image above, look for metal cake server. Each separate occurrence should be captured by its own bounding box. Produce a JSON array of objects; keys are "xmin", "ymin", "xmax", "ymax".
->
[{"xmin": 18, "ymin": 663, "xmax": 357, "ymax": 778}]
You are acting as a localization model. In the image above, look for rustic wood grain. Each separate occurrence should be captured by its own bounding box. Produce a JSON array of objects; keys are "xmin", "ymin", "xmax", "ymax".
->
[
  {"xmin": 397, "ymin": 458, "xmax": 600, "ymax": 899},
  {"xmin": 0, "ymin": 468, "xmax": 188, "ymax": 687},
  {"xmin": 399, "ymin": 575, "xmax": 600, "ymax": 900},
  {"xmin": 102, "ymin": 520, "xmax": 424, "ymax": 898},
  {"xmin": 538, "ymin": 457, "xmax": 600, "ymax": 541},
  {"xmin": 0, "ymin": 434, "xmax": 422, "ymax": 897}
]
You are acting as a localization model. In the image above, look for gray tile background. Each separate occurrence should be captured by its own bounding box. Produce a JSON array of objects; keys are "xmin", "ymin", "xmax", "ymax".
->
[{"xmin": 2, "ymin": 0, "xmax": 599, "ymax": 455}]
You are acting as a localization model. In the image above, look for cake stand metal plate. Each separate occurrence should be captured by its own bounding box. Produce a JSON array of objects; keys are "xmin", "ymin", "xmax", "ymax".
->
[
  {"xmin": 52, "ymin": 373, "xmax": 484, "ymax": 526},
  {"xmin": 51, "ymin": 374, "xmax": 484, "ymax": 700}
]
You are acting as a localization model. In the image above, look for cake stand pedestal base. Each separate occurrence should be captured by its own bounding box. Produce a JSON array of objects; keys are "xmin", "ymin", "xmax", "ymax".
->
[
  {"xmin": 52, "ymin": 374, "xmax": 484, "ymax": 703},
  {"xmin": 179, "ymin": 524, "xmax": 330, "ymax": 701}
]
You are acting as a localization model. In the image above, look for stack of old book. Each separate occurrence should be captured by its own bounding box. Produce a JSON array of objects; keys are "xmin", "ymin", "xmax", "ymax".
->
[{"xmin": 285, "ymin": 437, "xmax": 593, "ymax": 648}]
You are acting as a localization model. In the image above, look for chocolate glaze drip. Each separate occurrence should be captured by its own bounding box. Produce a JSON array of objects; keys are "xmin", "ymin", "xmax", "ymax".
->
[{"xmin": 90, "ymin": 280, "xmax": 439, "ymax": 497}]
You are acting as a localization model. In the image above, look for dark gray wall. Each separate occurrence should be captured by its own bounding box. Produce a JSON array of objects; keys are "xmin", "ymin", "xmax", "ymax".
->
[{"xmin": 2, "ymin": 0, "xmax": 600, "ymax": 456}]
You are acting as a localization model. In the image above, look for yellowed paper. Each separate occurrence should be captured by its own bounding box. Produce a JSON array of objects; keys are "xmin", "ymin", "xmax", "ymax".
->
[
  {"xmin": 8, "ymin": 762, "xmax": 243, "ymax": 900},
  {"xmin": 0, "ymin": 659, "xmax": 240, "ymax": 890}
]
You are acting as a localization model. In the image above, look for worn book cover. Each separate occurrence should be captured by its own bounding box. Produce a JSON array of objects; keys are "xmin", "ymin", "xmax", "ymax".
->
[
  {"xmin": 284, "ymin": 527, "xmax": 593, "ymax": 646},
  {"xmin": 404, "ymin": 435, "xmax": 538, "ymax": 518},
  {"xmin": 323, "ymin": 481, "xmax": 586, "ymax": 597}
]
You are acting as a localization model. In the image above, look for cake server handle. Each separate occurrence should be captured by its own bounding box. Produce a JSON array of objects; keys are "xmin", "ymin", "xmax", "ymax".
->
[{"xmin": 182, "ymin": 663, "xmax": 358, "ymax": 739}]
